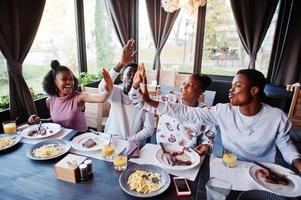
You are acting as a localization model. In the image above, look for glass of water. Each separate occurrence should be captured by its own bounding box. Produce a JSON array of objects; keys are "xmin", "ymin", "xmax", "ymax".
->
[{"xmin": 206, "ymin": 177, "xmax": 232, "ymax": 200}]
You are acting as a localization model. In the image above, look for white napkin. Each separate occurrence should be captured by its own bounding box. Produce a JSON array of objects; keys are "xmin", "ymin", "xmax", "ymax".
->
[
  {"xmin": 129, "ymin": 143, "xmax": 203, "ymax": 181},
  {"xmin": 70, "ymin": 138, "xmax": 129, "ymax": 162},
  {"xmin": 21, "ymin": 128, "xmax": 73, "ymax": 144},
  {"xmin": 210, "ymin": 156, "xmax": 259, "ymax": 191}
]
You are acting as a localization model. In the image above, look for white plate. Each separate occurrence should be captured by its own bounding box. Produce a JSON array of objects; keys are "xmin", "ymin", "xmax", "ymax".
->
[
  {"xmin": 249, "ymin": 163, "xmax": 301, "ymax": 197},
  {"xmin": 26, "ymin": 139, "xmax": 71, "ymax": 160},
  {"xmin": 0, "ymin": 134, "xmax": 21, "ymax": 151},
  {"xmin": 21, "ymin": 123, "xmax": 62, "ymax": 139},
  {"xmin": 119, "ymin": 164, "xmax": 171, "ymax": 198},
  {"xmin": 71, "ymin": 132, "xmax": 109, "ymax": 152},
  {"xmin": 155, "ymin": 147, "xmax": 200, "ymax": 171}
]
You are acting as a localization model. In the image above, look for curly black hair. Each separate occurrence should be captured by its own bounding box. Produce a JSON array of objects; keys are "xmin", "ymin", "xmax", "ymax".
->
[
  {"xmin": 190, "ymin": 73, "xmax": 212, "ymax": 91},
  {"xmin": 42, "ymin": 60, "xmax": 79, "ymax": 96}
]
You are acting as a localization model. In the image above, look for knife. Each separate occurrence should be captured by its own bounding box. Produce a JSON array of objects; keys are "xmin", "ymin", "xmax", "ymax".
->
[
  {"xmin": 89, "ymin": 129, "xmax": 100, "ymax": 136},
  {"xmin": 253, "ymin": 161, "xmax": 276, "ymax": 173}
]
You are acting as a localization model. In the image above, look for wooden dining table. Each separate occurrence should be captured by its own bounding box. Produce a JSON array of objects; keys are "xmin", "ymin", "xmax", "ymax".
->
[
  {"xmin": 0, "ymin": 130, "xmax": 209, "ymax": 200},
  {"xmin": 1, "ymin": 130, "xmax": 299, "ymax": 200}
]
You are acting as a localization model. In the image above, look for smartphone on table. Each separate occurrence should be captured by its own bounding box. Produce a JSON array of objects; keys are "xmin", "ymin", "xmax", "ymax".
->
[{"xmin": 173, "ymin": 177, "xmax": 192, "ymax": 196}]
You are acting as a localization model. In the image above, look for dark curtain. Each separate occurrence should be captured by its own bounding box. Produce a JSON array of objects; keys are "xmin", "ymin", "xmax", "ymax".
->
[
  {"xmin": 145, "ymin": 0, "xmax": 179, "ymax": 81},
  {"xmin": 230, "ymin": 0, "xmax": 278, "ymax": 69},
  {"xmin": 104, "ymin": 0, "xmax": 136, "ymax": 47},
  {"xmin": 268, "ymin": 0, "xmax": 301, "ymax": 85},
  {"xmin": 0, "ymin": 0, "xmax": 45, "ymax": 122}
]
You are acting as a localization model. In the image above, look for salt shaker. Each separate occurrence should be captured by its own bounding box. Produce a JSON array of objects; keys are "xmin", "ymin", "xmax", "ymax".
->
[{"xmin": 79, "ymin": 163, "xmax": 88, "ymax": 181}]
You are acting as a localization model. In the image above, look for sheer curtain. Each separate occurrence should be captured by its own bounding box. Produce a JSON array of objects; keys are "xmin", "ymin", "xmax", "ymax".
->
[
  {"xmin": 0, "ymin": 0, "xmax": 46, "ymax": 122},
  {"xmin": 146, "ymin": 0, "xmax": 179, "ymax": 81},
  {"xmin": 230, "ymin": 0, "xmax": 278, "ymax": 69}
]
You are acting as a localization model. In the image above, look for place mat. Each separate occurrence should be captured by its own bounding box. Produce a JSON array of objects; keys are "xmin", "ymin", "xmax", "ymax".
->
[
  {"xmin": 70, "ymin": 138, "xmax": 129, "ymax": 162},
  {"xmin": 209, "ymin": 156, "xmax": 261, "ymax": 191},
  {"xmin": 20, "ymin": 128, "xmax": 74, "ymax": 144},
  {"xmin": 129, "ymin": 143, "xmax": 203, "ymax": 181}
]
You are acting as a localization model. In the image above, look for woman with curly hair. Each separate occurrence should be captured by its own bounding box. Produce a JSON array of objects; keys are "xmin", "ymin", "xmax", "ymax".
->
[{"xmin": 28, "ymin": 60, "xmax": 113, "ymax": 132}]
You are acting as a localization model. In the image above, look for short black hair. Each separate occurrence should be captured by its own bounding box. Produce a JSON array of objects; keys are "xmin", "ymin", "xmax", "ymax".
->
[
  {"xmin": 121, "ymin": 63, "xmax": 138, "ymax": 75},
  {"xmin": 191, "ymin": 73, "xmax": 212, "ymax": 91},
  {"xmin": 42, "ymin": 60, "xmax": 79, "ymax": 96},
  {"xmin": 236, "ymin": 69, "xmax": 266, "ymax": 98}
]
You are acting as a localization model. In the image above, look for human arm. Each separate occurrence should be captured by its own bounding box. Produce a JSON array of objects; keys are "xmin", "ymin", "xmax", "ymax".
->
[
  {"xmin": 127, "ymin": 112, "xmax": 155, "ymax": 142},
  {"xmin": 98, "ymin": 39, "xmax": 137, "ymax": 91},
  {"xmin": 79, "ymin": 69, "xmax": 113, "ymax": 103},
  {"xmin": 275, "ymin": 117, "xmax": 301, "ymax": 171}
]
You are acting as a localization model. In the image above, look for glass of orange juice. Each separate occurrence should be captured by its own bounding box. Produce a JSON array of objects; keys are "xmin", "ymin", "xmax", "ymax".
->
[
  {"xmin": 222, "ymin": 148, "xmax": 237, "ymax": 168},
  {"xmin": 113, "ymin": 155, "xmax": 127, "ymax": 171},
  {"xmin": 2, "ymin": 121, "xmax": 17, "ymax": 134},
  {"xmin": 102, "ymin": 143, "xmax": 114, "ymax": 160}
]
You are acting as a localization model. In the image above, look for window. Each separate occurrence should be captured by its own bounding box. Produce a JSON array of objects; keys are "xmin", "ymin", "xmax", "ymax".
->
[
  {"xmin": 23, "ymin": 0, "xmax": 78, "ymax": 94},
  {"xmin": 84, "ymin": 0, "xmax": 122, "ymax": 74},
  {"xmin": 0, "ymin": 52, "xmax": 8, "ymax": 97},
  {"xmin": 138, "ymin": 1, "xmax": 198, "ymax": 73},
  {"xmin": 161, "ymin": 10, "xmax": 198, "ymax": 73},
  {"xmin": 138, "ymin": 0, "xmax": 156, "ymax": 71},
  {"xmin": 202, "ymin": 0, "xmax": 278, "ymax": 76}
]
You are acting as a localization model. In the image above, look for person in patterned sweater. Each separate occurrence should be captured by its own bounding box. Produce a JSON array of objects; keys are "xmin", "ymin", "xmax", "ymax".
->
[{"xmin": 129, "ymin": 63, "xmax": 215, "ymax": 156}]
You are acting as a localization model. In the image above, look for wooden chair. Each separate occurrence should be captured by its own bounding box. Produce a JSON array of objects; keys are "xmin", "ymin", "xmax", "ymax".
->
[
  {"xmin": 288, "ymin": 86, "xmax": 301, "ymax": 130},
  {"xmin": 83, "ymin": 86, "xmax": 111, "ymax": 131}
]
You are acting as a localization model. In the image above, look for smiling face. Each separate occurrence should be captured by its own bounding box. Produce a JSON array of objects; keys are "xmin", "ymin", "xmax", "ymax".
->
[
  {"xmin": 228, "ymin": 74, "xmax": 254, "ymax": 106},
  {"xmin": 121, "ymin": 66, "xmax": 137, "ymax": 95},
  {"xmin": 54, "ymin": 70, "xmax": 75, "ymax": 96},
  {"xmin": 180, "ymin": 75, "xmax": 203, "ymax": 104}
]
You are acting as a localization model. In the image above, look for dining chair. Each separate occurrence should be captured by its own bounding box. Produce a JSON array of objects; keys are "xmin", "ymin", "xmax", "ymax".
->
[
  {"xmin": 288, "ymin": 86, "xmax": 301, "ymax": 129},
  {"xmin": 83, "ymin": 86, "xmax": 111, "ymax": 131}
]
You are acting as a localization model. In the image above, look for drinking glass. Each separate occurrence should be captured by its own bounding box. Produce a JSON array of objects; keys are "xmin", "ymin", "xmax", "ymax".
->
[
  {"xmin": 2, "ymin": 121, "xmax": 17, "ymax": 134},
  {"xmin": 113, "ymin": 155, "xmax": 127, "ymax": 171},
  {"xmin": 102, "ymin": 143, "xmax": 114, "ymax": 160},
  {"xmin": 206, "ymin": 177, "xmax": 232, "ymax": 200},
  {"xmin": 222, "ymin": 148, "xmax": 237, "ymax": 168}
]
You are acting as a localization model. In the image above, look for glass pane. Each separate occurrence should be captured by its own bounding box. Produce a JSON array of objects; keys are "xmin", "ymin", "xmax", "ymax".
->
[
  {"xmin": 0, "ymin": 52, "xmax": 8, "ymax": 97},
  {"xmin": 138, "ymin": 0, "xmax": 156, "ymax": 71},
  {"xmin": 84, "ymin": 0, "xmax": 123, "ymax": 74},
  {"xmin": 256, "ymin": 4, "xmax": 279, "ymax": 76},
  {"xmin": 202, "ymin": 0, "xmax": 245, "ymax": 76},
  {"xmin": 202, "ymin": 0, "xmax": 278, "ymax": 76},
  {"xmin": 161, "ymin": 9, "xmax": 198, "ymax": 73},
  {"xmin": 23, "ymin": 0, "xmax": 78, "ymax": 94}
]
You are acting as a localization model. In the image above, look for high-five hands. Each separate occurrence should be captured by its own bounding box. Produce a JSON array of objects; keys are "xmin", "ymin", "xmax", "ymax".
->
[
  {"xmin": 133, "ymin": 63, "xmax": 146, "ymax": 89},
  {"xmin": 102, "ymin": 68, "xmax": 113, "ymax": 96}
]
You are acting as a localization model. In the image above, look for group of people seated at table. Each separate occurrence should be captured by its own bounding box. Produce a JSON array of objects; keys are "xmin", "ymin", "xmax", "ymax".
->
[{"xmin": 28, "ymin": 39, "xmax": 301, "ymax": 173}]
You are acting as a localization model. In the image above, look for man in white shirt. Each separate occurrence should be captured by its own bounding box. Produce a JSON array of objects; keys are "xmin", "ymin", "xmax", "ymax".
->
[{"xmin": 98, "ymin": 39, "xmax": 154, "ymax": 144}]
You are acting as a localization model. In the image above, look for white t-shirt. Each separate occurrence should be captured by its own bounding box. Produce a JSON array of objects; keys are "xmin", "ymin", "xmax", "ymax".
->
[
  {"xmin": 157, "ymin": 102, "xmax": 300, "ymax": 164},
  {"xmin": 98, "ymin": 69, "xmax": 155, "ymax": 142}
]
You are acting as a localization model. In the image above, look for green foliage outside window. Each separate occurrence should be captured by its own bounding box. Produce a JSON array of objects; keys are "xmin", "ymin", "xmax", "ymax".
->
[
  {"xmin": 0, "ymin": 88, "xmax": 47, "ymax": 112},
  {"xmin": 79, "ymin": 72, "xmax": 103, "ymax": 86}
]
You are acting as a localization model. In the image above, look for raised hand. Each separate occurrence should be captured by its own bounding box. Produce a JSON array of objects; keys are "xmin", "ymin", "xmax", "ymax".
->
[
  {"xmin": 138, "ymin": 73, "xmax": 152, "ymax": 103},
  {"xmin": 102, "ymin": 69, "xmax": 113, "ymax": 95},
  {"xmin": 120, "ymin": 39, "xmax": 137, "ymax": 65},
  {"xmin": 133, "ymin": 63, "xmax": 145, "ymax": 89}
]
